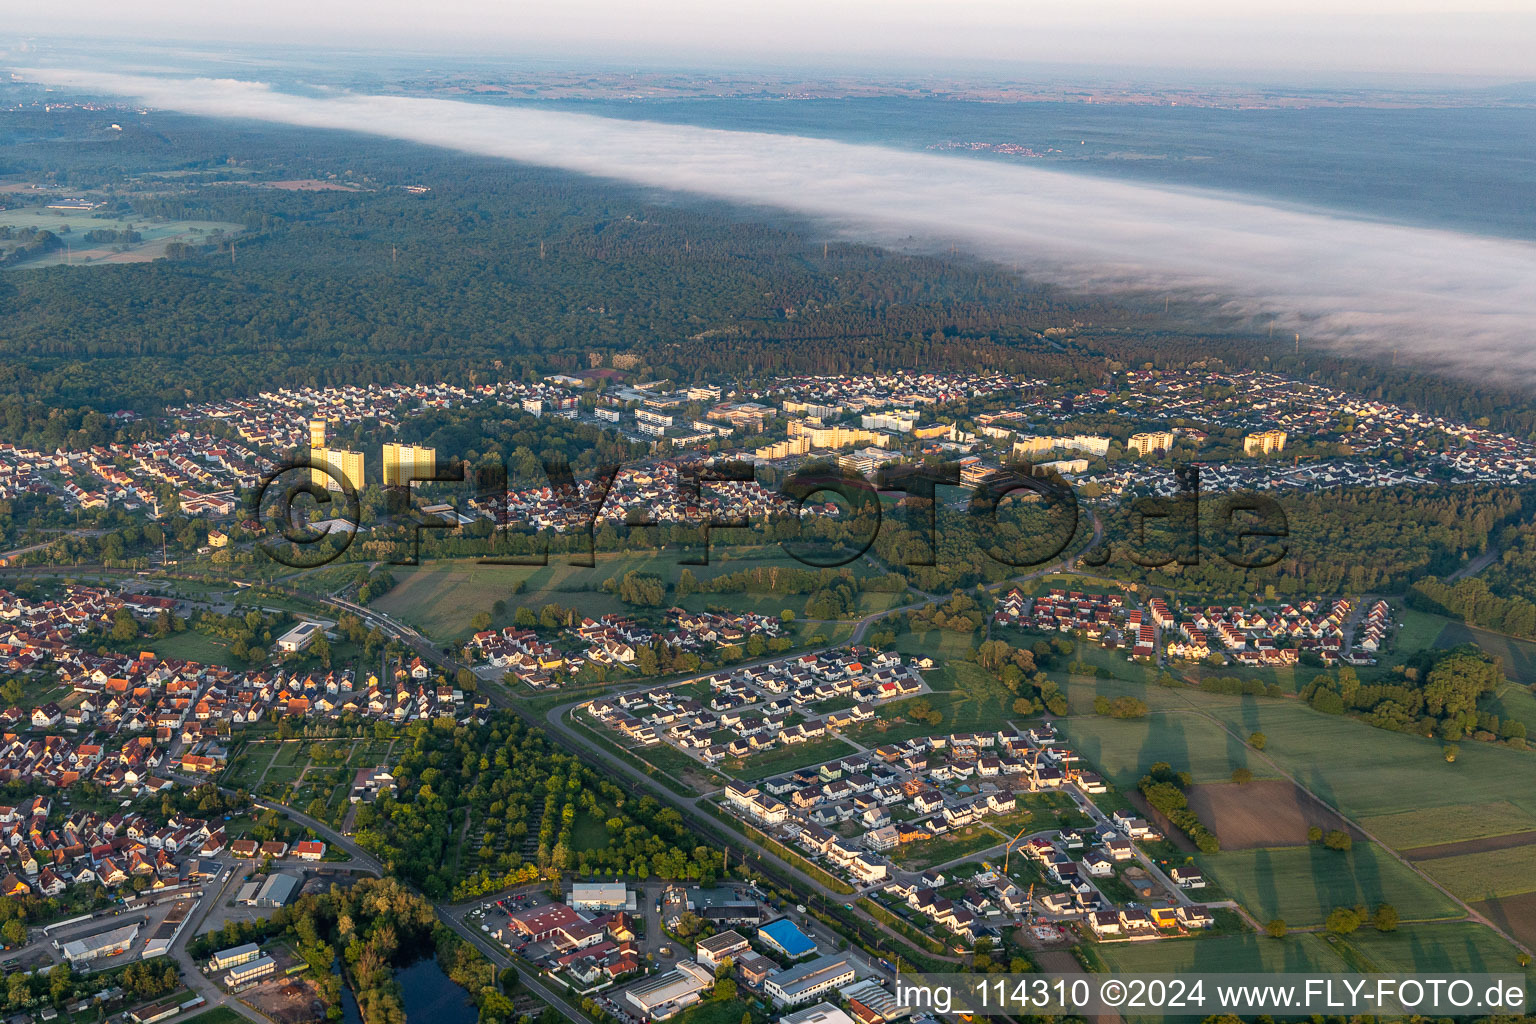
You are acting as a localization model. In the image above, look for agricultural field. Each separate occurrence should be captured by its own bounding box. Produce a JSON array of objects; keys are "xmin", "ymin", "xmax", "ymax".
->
[
  {"xmin": 1358, "ymin": 800, "xmax": 1536, "ymax": 850},
  {"xmin": 1488, "ymin": 678, "xmax": 1536, "ymax": 726},
  {"xmin": 1417, "ymin": 843, "xmax": 1536, "ymax": 902},
  {"xmin": 1184, "ymin": 780, "xmax": 1360, "ymax": 850},
  {"xmin": 374, "ymin": 546, "xmax": 874, "ymax": 641},
  {"xmin": 1196, "ymin": 843, "xmax": 1463, "ymax": 928},
  {"xmin": 1473, "ymin": 892, "xmax": 1536, "ymax": 952},
  {"xmin": 372, "ymin": 561, "xmax": 585, "ymax": 639},
  {"xmin": 1095, "ymin": 931, "xmax": 1348, "ymax": 974},
  {"xmin": 1434, "ymin": 620, "xmax": 1536, "ymax": 685},
  {"xmin": 1337, "ymin": 920, "xmax": 1527, "ymax": 974},
  {"xmin": 1195, "ymin": 699, "xmax": 1536, "ymax": 827},
  {"xmin": 1057, "ymin": 708, "xmax": 1276, "ymax": 790}
]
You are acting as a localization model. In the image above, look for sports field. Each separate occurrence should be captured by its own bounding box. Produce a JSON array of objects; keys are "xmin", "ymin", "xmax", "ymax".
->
[{"xmin": 1196, "ymin": 843, "xmax": 1462, "ymax": 927}]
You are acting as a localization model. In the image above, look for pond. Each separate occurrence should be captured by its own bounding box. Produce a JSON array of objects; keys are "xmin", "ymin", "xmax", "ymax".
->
[{"xmin": 338, "ymin": 956, "xmax": 477, "ymax": 1024}]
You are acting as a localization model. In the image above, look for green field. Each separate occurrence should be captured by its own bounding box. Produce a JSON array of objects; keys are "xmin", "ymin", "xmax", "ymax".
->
[
  {"xmin": 1195, "ymin": 699, "xmax": 1536, "ymax": 825},
  {"xmin": 1418, "ymin": 845, "xmax": 1536, "ymax": 902},
  {"xmin": 844, "ymin": 654, "xmax": 1023, "ymax": 746},
  {"xmin": 1197, "ymin": 844, "xmax": 1463, "ymax": 928},
  {"xmin": 1096, "ymin": 931, "xmax": 1348, "ymax": 973},
  {"xmin": 1489, "ymin": 679, "xmax": 1536, "ymax": 727},
  {"xmin": 1338, "ymin": 920, "xmax": 1527, "ymax": 974},
  {"xmin": 733, "ymin": 737, "xmax": 858, "ymax": 781},
  {"xmin": 374, "ymin": 547, "xmax": 858, "ymax": 641},
  {"xmin": 107, "ymin": 626, "xmax": 236, "ymax": 665},
  {"xmin": 177, "ymin": 1009, "xmax": 247, "ymax": 1024},
  {"xmin": 1106, "ymin": 918, "xmax": 1527, "ymax": 981},
  {"xmin": 0, "ymin": 208, "xmax": 243, "ymax": 268},
  {"xmin": 1434, "ymin": 620, "xmax": 1536, "ymax": 685},
  {"xmin": 1058, "ymin": 708, "xmax": 1277, "ymax": 789},
  {"xmin": 891, "ymin": 824, "xmax": 1006, "ymax": 870},
  {"xmin": 1358, "ymin": 801, "xmax": 1536, "ymax": 849}
]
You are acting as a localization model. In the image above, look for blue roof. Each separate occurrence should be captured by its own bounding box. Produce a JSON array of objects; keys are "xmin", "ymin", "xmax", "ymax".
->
[{"xmin": 758, "ymin": 918, "xmax": 816, "ymax": 957}]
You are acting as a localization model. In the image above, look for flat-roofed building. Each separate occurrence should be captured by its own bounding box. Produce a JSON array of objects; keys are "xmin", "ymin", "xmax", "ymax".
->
[
  {"xmin": 1244, "ymin": 429, "xmax": 1288, "ymax": 456},
  {"xmin": 382, "ymin": 443, "xmax": 437, "ymax": 486},
  {"xmin": 1012, "ymin": 435, "xmax": 1054, "ymax": 459},
  {"xmin": 61, "ymin": 922, "xmax": 140, "ymax": 963},
  {"xmin": 209, "ymin": 942, "xmax": 262, "ymax": 971},
  {"xmin": 695, "ymin": 929, "xmax": 750, "ymax": 971},
  {"xmin": 225, "ymin": 954, "xmax": 277, "ymax": 987},
  {"xmin": 276, "ymin": 621, "xmax": 322, "ymax": 653},
  {"xmin": 1126, "ymin": 431, "xmax": 1174, "ymax": 456},
  {"xmin": 310, "ymin": 447, "xmax": 364, "ymax": 491},
  {"xmin": 624, "ymin": 960, "xmax": 714, "ymax": 1020},
  {"xmin": 781, "ymin": 1003, "xmax": 859, "ymax": 1024},
  {"xmin": 569, "ymin": 882, "xmax": 634, "ymax": 911},
  {"xmin": 765, "ymin": 955, "xmax": 855, "ymax": 1006}
]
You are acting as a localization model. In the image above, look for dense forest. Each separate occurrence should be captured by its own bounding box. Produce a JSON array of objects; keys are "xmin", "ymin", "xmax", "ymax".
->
[
  {"xmin": 5, "ymin": 102, "xmax": 1536, "ymax": 437},
  {"xmin": 1095, "ymin": 484, "xmax": 1521, "ymax": 598},
  {"xmin": 1302, "ymin": 646, "xmax": 1526, "ymax": 747}
]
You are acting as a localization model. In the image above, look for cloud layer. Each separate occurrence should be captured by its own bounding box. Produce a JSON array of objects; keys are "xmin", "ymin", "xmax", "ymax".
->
[{"xmin": 20, "ymin": 69, "xmax": 1536, "ymax": 380}]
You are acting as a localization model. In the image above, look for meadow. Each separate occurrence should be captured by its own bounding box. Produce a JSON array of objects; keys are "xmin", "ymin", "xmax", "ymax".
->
[
  {"xmin": 1057, "ymin": 708, "xmax": 1277, "ymax": 789},
  {"xmin": 733, "ymin": 737, "xmax": 859, "ymax": 781},
  {"xmin": 1095, "ymin": 931, "xmax": 1348, "ymax": 974},
  {"xmin": 1195, "ymin": 843, "xmax": 1463, "ymax": 928},
  {"xmin": 372, "ymin": 547, "xmax": 891, "ymax": 641},
  {"xmin": 1338, "ymin": 920, "xmax": 1527, "ymax": 974},
  {"xmin": 1194, "ymin": 699, "xmax": 1536, "ymax": 826}
]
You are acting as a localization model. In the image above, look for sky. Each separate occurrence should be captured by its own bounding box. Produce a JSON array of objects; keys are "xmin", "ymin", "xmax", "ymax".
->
[
  {"xmin": 19, "ymin": 69, "xmax": 1536, "ymax": 379},
  {"xmin": 7, "ymin": 1, "xmax": 1536, "ymax": 78}
]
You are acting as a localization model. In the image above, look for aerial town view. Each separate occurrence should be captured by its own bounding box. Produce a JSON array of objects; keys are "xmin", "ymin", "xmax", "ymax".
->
[{"xmin": 0, "ymin": 4, "xmax": 1534, "ymax": 1024}]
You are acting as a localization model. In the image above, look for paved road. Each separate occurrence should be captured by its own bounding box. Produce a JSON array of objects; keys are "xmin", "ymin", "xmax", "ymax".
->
[
  {"xmin": 1447, "ymin": 546, "xmax": 1501, "ymax": 583},
  {"xmin": 167, "ymin": 859, "xmax": 268, "ymax": 1024}
]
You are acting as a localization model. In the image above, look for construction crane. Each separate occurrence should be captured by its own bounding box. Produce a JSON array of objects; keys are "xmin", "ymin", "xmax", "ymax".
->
[
  {"xmin": 1002, "ymin": 825, "xmax": 1032, "ymax": 875},
  {"xmin": 1025, "ymin": 882, "xmax": 1037, "ymax": 925}
]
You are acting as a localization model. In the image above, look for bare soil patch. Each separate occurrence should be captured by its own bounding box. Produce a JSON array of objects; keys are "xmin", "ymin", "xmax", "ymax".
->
[
  {"xmin": 1405, "ymin": 830, "xmax": 1536, "ymax": 862},
  {"xmin": 1184, "ymin": 780, "xmax": 1361, "ymax": 850},
  {"xmin": 1472, "ymin": 891, "xmax": 1536, "ymax": 951},
  {"xmin": 242, "ymin": 975, "xmax": 327, "ymax": 1024}
]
